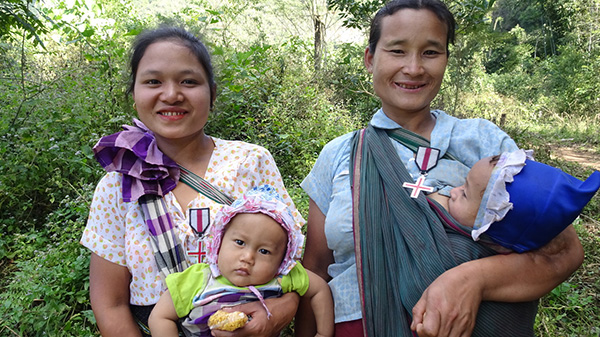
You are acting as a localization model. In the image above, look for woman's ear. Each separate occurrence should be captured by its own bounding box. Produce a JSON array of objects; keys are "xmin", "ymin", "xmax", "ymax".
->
[
  {"xmin": 210, "ymin": 84, "xmax": 217, "ymax": 109},
  {"xmin": 131, "ymin": 93, "xmax": 137, "ymax": 111},
  {"xmin": 364, "ymin": 47, "xmax": 374, "ymax": 74}
]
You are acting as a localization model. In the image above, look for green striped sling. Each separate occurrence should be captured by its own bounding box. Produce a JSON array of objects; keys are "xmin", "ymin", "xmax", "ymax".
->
[{"xmin": 350, "ymin": 124, "xmax": 538, "ymax": 337}]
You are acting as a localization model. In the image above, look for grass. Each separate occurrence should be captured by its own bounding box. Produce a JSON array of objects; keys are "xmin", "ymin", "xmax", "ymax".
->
[{"xmin": 536, "ymin": 218, "xmax": 600, "ymax": 336}]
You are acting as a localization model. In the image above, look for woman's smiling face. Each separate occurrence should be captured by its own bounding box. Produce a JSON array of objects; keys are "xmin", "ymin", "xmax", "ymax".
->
[
  {"xmin": 364, "ymin": 8, "xmax": 448, "ymax": 119},
  {"xmin": 132, "ymin": 40, "xmax": 213, "ymax": 144}
]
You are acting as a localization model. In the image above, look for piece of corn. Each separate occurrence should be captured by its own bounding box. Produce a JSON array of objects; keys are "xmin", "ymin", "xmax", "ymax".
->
[{"xmin": 208, "ymin": 310, "xmax": 249, "ymax": 331}]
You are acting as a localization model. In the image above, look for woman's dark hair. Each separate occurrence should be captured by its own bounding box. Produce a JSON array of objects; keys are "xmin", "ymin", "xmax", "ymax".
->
[
  {"xmin": 127, "ymin": 27, "xmax": 216, "ymax": 107},
  {"xmin": 368, "ymin": 0, "xmax": 456, "ymax": 56}
]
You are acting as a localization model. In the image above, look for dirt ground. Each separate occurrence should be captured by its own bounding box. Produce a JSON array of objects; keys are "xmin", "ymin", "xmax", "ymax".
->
[{"xmin": 551, "ymin": 146, "xmax": 600, "ymax": 171}]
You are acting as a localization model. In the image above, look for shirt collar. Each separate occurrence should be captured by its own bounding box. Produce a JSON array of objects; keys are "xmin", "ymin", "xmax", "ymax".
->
[{"xmin": 370, "ymin": 108, "xmax": 440, "ymax": 129}]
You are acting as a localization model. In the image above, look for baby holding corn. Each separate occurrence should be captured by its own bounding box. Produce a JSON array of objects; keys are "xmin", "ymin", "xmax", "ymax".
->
[{"xmin": 149, "ymin": 185, "xmax": 334, "ymax": 337}]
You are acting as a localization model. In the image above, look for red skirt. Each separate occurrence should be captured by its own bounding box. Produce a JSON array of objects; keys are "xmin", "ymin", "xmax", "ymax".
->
[{"xmin": 335, "ymin": 319, "xmax": 364, "ymax": 337}]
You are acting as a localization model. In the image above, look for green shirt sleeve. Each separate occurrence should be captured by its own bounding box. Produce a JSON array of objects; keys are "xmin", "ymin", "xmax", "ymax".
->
[
  {"xmin": 165, "ymin": 263, "xmax": 211, "ymax": 318},
  {"xmin": 279, "ymin": 262, "xmax": 310, "ymax": 296}
]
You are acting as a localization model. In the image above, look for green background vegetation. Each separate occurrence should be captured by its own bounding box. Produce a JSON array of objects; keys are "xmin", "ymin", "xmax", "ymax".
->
[{"xmin": 1, "ymin": 0, "xmax": 599, "ymax": 335}]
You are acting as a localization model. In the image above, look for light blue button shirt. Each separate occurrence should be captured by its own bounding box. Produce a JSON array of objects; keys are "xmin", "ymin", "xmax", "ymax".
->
[{"xmin": 301, "ymin": 109, "xmax": 517, "ymax": 323}]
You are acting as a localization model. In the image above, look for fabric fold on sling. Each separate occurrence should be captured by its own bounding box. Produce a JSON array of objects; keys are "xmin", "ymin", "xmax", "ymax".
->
[{"xmin": 92, "ymin": 118, "xmax": 180, "ymax": 203}]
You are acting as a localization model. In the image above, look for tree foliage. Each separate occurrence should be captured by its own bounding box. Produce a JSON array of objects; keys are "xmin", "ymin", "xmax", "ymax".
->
[
  {"xmin": 327, "ymin": 0, "xmax": 497, "ymax": 32},
  {"xmin": 0, "ymin": 0, "xmax": 49, "ymax": 46},
  {"xmin": 327, "ymin": 0, "xmax": 385, "ymax": 29}
]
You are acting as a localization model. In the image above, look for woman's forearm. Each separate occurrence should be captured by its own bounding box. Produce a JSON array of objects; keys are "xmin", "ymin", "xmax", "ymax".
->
[
  {"xmin": 211, "ymin": 292, "xmax": 299, "ymax": 337},
  {"xmin": 93, "ymin": 303, "xmax": 142, "ymax": 337},
  {"xmin": 90, "ymin": 253, "xmax": 141, "ymax": 337},
  {"xmin": 468, "ymin": 225, "xmax": 583, "ymax": 302},
  {"xmin": 265, "ymin": 291, "xmax": 300, "ymax": 332},
  {"xmin": 296, "ymin": 199, "xmax": 333, "ymax": 337},
  {"xmin": 410, "ymin": 225, "xmax": 584, "ymax": 336}
]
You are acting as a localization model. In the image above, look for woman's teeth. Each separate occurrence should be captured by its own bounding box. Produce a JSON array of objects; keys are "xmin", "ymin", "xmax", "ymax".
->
[
  {"xmin": 397, "ymin": 83, "xmax": 422, "ymax": 89},
  {"xmin": 160, "ymin": 111, "xmax": 185, "ymax": 116}
]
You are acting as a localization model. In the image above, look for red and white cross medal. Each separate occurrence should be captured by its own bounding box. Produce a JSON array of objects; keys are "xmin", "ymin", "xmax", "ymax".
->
[
  {"xmin": 188, "ymin": 208, "xmax": 211, "ymax": 264},
  {"xmin": 403, "ymin": 146, "xmax": 440, "ymax": 198}
]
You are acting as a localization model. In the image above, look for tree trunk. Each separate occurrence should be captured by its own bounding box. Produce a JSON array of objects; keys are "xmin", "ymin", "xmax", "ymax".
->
[{"xmin": 314, "ymin": 14, "xmax": 325, "ymax": 71}]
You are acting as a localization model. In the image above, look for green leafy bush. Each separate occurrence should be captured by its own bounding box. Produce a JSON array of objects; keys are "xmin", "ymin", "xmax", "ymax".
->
[
  {"xmin": 0, "ymin": 39, "xmax": 129, "ymax": 231},
  {"xmin": 0, "ymin": 193, "xmax": 97, "ymax": 336}
]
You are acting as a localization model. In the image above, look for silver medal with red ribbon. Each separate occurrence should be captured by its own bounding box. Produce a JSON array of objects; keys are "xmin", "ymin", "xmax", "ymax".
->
[
  {"xmin": 403, "ymin": 146, "xmax": 440, "ymax": 198},
  {"xmin": 188, "ymin": 207, "xmax": 210, "ymax": 264}
]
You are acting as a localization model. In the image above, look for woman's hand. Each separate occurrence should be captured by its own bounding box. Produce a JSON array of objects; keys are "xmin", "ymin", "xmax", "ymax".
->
[
  {"xmin": 89, "ymin": 253, "xmax": 142, "ymax": 337},
  {"xmin": 210, "ymin": 292, "xmax": 299, "ymax": 337},
  {"xmin": 411, "ymin": 262, "xmax": 482, "ymax": 337}
]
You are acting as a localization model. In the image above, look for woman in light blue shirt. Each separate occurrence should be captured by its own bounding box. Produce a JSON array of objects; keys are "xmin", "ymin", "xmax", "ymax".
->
[{"xmin": 294, "ymin": 0, "xmax": 584, "ymax": 336}]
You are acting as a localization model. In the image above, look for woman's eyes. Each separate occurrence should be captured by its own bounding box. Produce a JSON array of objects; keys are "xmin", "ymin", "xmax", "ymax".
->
[
  {"xmin": 142, "ymin": 79, "xmax": 200, "ymax": 85},
  {"xmin": 424, "ymin": 50, "xmax": 442, "ymax": 56},
  {"xmin": 388, "ymin": 49, "xmax": 443, "ymax": 56},
  {"xmin": 182, "ymin": 79, "xmax": 199, "ymax": 85}
]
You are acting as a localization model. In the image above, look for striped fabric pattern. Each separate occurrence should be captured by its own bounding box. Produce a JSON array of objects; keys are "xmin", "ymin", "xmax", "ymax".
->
[
  {"xmin": 137, "ymin": 168, "xmax": 233, "ymax": 280},
  {"xmin": 179, "ymin": 165, "xmax": 235, "ymax": 205},
  {"xmin": 139, "ymin": 194, "xmax": 190, "ymax": 280},
  {"xmin": 184, "ymin": 284, "xmax": 282, "ymax": 337}
]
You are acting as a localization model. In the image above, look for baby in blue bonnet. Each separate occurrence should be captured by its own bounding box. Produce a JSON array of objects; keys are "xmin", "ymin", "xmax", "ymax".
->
[{"xmin": 430, "ymin": 149, "xmax": 600, "ymax": 253}]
